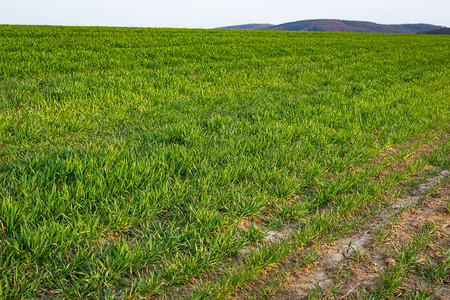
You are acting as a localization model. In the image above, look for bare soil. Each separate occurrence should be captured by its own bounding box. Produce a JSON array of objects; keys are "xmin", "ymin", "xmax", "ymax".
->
[{"xmin": 275, "ymin": 169, "xmax": 449, "ymax": 299}]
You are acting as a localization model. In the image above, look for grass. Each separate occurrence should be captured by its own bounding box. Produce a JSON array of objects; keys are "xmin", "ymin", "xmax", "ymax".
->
[
  {"xmin": 374, "ymin": 225, "xmax": 394, "ymax": 247},
  {"xmin": 0, "ymin": 25, "xmax": 449, "ymax": 298},
  {"xmin": 353, "ymin": 219, "xmax": 447, "ymax": 300}
]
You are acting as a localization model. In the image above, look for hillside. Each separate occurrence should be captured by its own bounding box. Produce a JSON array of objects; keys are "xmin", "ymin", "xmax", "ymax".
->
[
  {"xmin": 218, "ymin": 19, "xmax": 442, "ymax": 33},
  {"xmin": 218, "ymin": 23, "xmax": 274, "ymax": 30},
  {"xmin": 1, "ymin": 25, "xmax": 449, "ymax": 298},
  {"xmin": 418, "ymin": 27, "xmax": 450, "ymax": 34}
]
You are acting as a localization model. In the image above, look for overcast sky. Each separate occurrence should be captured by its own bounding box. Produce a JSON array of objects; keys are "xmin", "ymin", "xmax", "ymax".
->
[{"xmin": 1, "ymin": 0, "xmax": 449, "ymax": 28}]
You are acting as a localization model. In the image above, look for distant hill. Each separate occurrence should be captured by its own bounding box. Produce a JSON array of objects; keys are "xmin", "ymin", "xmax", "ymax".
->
[
  {"xmin": 418, "ymin": 27, "xmax": 450, "ymax": 35},
  {"xmin": 217, "ymin": 19, "xmax": 443, "ymax": 34},
  {"xmin": 218, "ymin": 23, "xmax": 274, "ymax": 30}
]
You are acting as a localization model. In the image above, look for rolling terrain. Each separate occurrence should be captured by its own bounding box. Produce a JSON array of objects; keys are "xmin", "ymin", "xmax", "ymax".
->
[
  {"xmin": 218, "ymin": 23, "xmax": 274, "ymax": 30},
  {"xmin": 418, "ymin": 27, "xmax": 450, "ymax": 34},
  {"xmin": 218, "ymin": 19, "xmax": 443, "ymax": 33},
  {"xmin": 0, "ymin": 25, "xmax": 449, "ymax": 298}
]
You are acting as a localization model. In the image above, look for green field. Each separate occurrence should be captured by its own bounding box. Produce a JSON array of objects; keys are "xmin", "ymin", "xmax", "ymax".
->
[{"xmin": 0, "ymin": 25, "xmax": 449, "ymax": 298}]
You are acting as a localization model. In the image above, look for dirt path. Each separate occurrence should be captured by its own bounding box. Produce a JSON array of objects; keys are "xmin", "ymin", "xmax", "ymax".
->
[{"xmin": 276, "ymin": 169, "xmax": 449, "ymax": 299}]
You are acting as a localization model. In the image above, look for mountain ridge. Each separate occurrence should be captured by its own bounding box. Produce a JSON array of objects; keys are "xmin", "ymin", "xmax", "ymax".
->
[
  {"xmin": 418, "ymin": 27, "xmax": 450, "ymax": 34},
  {"xmin": 217, "ymin": 19, "xmax": 445, "ymax": 34},
  {"xmin": 219, "ymin": 23, "xmax": 274, "ymax": 30}
]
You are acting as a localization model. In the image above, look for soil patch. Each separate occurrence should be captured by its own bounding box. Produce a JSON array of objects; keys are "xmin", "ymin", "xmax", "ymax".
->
[{"xmin": 276, "ymin": 169, "xmax": 449, "ymax": 299}]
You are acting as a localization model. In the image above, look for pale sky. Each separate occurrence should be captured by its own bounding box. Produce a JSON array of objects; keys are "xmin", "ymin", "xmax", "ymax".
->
[{"xmin": 1, "ymin": 0, "xmax": 449, "ymax": 28}]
